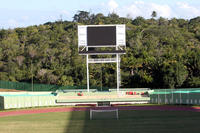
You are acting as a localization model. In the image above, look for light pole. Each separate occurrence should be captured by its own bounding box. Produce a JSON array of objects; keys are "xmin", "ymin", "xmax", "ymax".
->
[
  {"xmin": 31, "ymin": 59, "xmax": 33, "ymax": 92},
  {"xmin": 101, "ymin": 65, "xmax": 103, "ymax": 91}
]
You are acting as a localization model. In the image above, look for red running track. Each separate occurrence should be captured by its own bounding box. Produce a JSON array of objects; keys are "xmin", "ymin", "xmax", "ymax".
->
[{"xmin": 0, "ymin": 105, "xmax": 200, "ymax": 117}]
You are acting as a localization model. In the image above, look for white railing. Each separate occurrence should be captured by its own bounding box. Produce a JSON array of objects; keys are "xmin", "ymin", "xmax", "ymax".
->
[{"xmin": 88, "ymin": 58, "xmax": 119, "ymax": 63}]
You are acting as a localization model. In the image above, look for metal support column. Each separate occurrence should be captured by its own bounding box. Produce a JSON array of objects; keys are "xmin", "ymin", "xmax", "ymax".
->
[
  {"xmin": 118, "ymin": 55, "xmax": 121, "ymax": 87},
  {"xmin": 116, "ymin": 54, "xmax": 119, "ymax": 92},
  {"xmin": 86, "ymin": 47, "xmax": 90, "ymax": 92}
]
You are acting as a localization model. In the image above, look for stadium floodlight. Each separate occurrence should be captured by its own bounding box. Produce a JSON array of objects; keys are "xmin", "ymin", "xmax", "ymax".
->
[{"xmin": 90, "ymin": 109, "xmax": 119, "ymax": 120}]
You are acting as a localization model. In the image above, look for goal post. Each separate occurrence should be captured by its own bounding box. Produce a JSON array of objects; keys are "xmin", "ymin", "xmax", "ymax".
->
[{"xmin": 90, "ymin": 109, "xmax": 119, "ymax": 120}]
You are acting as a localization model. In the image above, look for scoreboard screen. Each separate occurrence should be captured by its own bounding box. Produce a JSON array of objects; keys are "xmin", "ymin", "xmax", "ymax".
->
[{"xmin": 87, "ymin": 26, "xmax": 116, "ymax": 46}]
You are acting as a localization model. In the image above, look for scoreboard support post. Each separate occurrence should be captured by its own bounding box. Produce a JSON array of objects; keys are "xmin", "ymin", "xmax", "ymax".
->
[
  {"xmin": 116, "ymin": 46, "xmax": 120, "ymax": 92},
  {"xmin": 86, "ymin": 47, "xmax": 90, "ymax": 92}
]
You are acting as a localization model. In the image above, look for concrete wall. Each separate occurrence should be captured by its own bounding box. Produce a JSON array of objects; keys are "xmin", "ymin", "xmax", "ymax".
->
[
  {"xmin": 150, "ymin": 93, "xmax": 200, "ymax": 105},
  {"xmin": 0, "ymin": 92, "xmax": 56, "ymax": 110}
]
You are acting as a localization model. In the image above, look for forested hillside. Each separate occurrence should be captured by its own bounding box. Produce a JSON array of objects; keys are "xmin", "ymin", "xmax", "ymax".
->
[{"xmin": 0, "ymin": 11, "xmax": 200, "ymax": 89}]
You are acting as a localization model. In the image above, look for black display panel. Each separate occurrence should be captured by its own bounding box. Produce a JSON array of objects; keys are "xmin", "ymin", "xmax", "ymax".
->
[{"xmin": 87, "ymin": 26, "xmax": 116, "ymax": 46}]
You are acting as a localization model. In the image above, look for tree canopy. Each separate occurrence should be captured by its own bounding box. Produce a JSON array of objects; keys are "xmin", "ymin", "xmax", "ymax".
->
[{"xmin": 0, "ymin": 11, "xmax": 200, "ymax": 89}]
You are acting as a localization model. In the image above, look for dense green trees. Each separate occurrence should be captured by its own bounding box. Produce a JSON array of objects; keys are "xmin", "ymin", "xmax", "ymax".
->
[{"xmin": 0, "ymin": 11, "xmax": 200, "ymax": 89}]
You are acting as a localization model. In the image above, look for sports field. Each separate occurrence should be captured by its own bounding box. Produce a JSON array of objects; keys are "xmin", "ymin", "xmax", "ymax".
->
[{"xmin": 0, "ymin": 105, "xmax": 200, "ymax": 133}]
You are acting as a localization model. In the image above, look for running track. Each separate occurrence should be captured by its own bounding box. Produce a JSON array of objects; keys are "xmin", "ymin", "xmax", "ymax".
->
[{"xmin": 0, "ymin": 105, "xmax": 200, "ymax": 117}]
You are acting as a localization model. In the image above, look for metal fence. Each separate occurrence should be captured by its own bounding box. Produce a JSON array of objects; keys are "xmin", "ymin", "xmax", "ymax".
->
[{"xmin": 0, "ymin": 80, "xmax": 109, "ymax": 91}]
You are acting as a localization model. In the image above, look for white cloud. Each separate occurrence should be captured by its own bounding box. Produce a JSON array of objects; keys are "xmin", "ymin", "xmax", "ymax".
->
[
  {"xmin": 151, "ymin": 3, "xmax": 171, "ymax": 18},
  {"xmin": 6, "ymin": 18, "xmax": 28, "ymax": 29},
  {"xmin": 102, "ymin": 0, "xmax": 200, "ymax": 19},
  {"xmin": 103, "ymin": 1, "xmax": 171, "ymax": 19},
  {"xmin": 21, "ymin": 16, "xmax": 29, "ymax": 21},
  {"xmin": 61, "ymin": 10, "xmax": 70, "ymax": 16},
  {"xmin": 41, "ymin": 15, "xmax": 57, "ymax": 22},
  {"xmin": 176, "ymin": 2, "xmax": 200, "ymax": 18},
  {"xmin": 116, "ymin": 1, "xmax": 172, "ymax": 19},
  {"xmin": 124, "ymin": 4, "xmax": 142, "ymax": 17},
  {"xmin": 108, "ymin": 0, "xmax": 118, "ymax": 12},
  {"xmin": 7, "ymin": 19, "xmax": 19, "ymax": 28}
]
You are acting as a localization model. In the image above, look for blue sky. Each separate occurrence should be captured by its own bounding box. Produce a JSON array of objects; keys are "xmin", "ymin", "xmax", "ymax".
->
[{"xmin": 0, "ymin": 0, "xmax": 200, "ymax": 29}]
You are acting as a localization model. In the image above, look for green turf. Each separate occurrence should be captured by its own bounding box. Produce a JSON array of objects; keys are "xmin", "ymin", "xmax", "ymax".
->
[{"xmin": 0, "ymin": 110, "xmax": 200, "ymax": 133}]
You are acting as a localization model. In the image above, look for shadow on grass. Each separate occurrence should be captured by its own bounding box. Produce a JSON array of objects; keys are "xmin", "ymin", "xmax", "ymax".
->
[
  {"xmin": 63, "ymin": 105, "xmax": 200, "ymax": 133},
  {"xmin": 64, "ymin": 106, "xmax": 122, "ymax": 133},
  {"xmin": 64, "ymin": 107, "xmax": 88, "ymax": 133}
]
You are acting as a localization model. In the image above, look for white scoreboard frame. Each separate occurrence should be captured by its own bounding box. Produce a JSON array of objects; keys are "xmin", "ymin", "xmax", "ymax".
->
[{"xmin": 78, "ymin": 24, "xmax": 126, "ymax": 47}]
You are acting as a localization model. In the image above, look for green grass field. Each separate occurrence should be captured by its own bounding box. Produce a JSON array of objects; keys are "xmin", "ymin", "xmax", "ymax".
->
[{"xmin": 0, "ymin": 109, "xmax": 200, "ymax": 133}]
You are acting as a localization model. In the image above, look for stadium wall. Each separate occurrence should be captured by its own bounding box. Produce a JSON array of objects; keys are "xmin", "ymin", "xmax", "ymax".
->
[
  {"xmin": 0, "ymin": 92, "xmax": 56, "ymax": 109},
  {"xmin": 150, "ymin": 88, "xmax": 200, "ymax": 105}
]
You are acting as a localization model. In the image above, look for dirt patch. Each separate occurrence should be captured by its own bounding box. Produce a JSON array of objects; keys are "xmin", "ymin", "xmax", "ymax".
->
[{"xmin": 0, "ymin": 88, "xmax": 25, "ymax": 92}]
